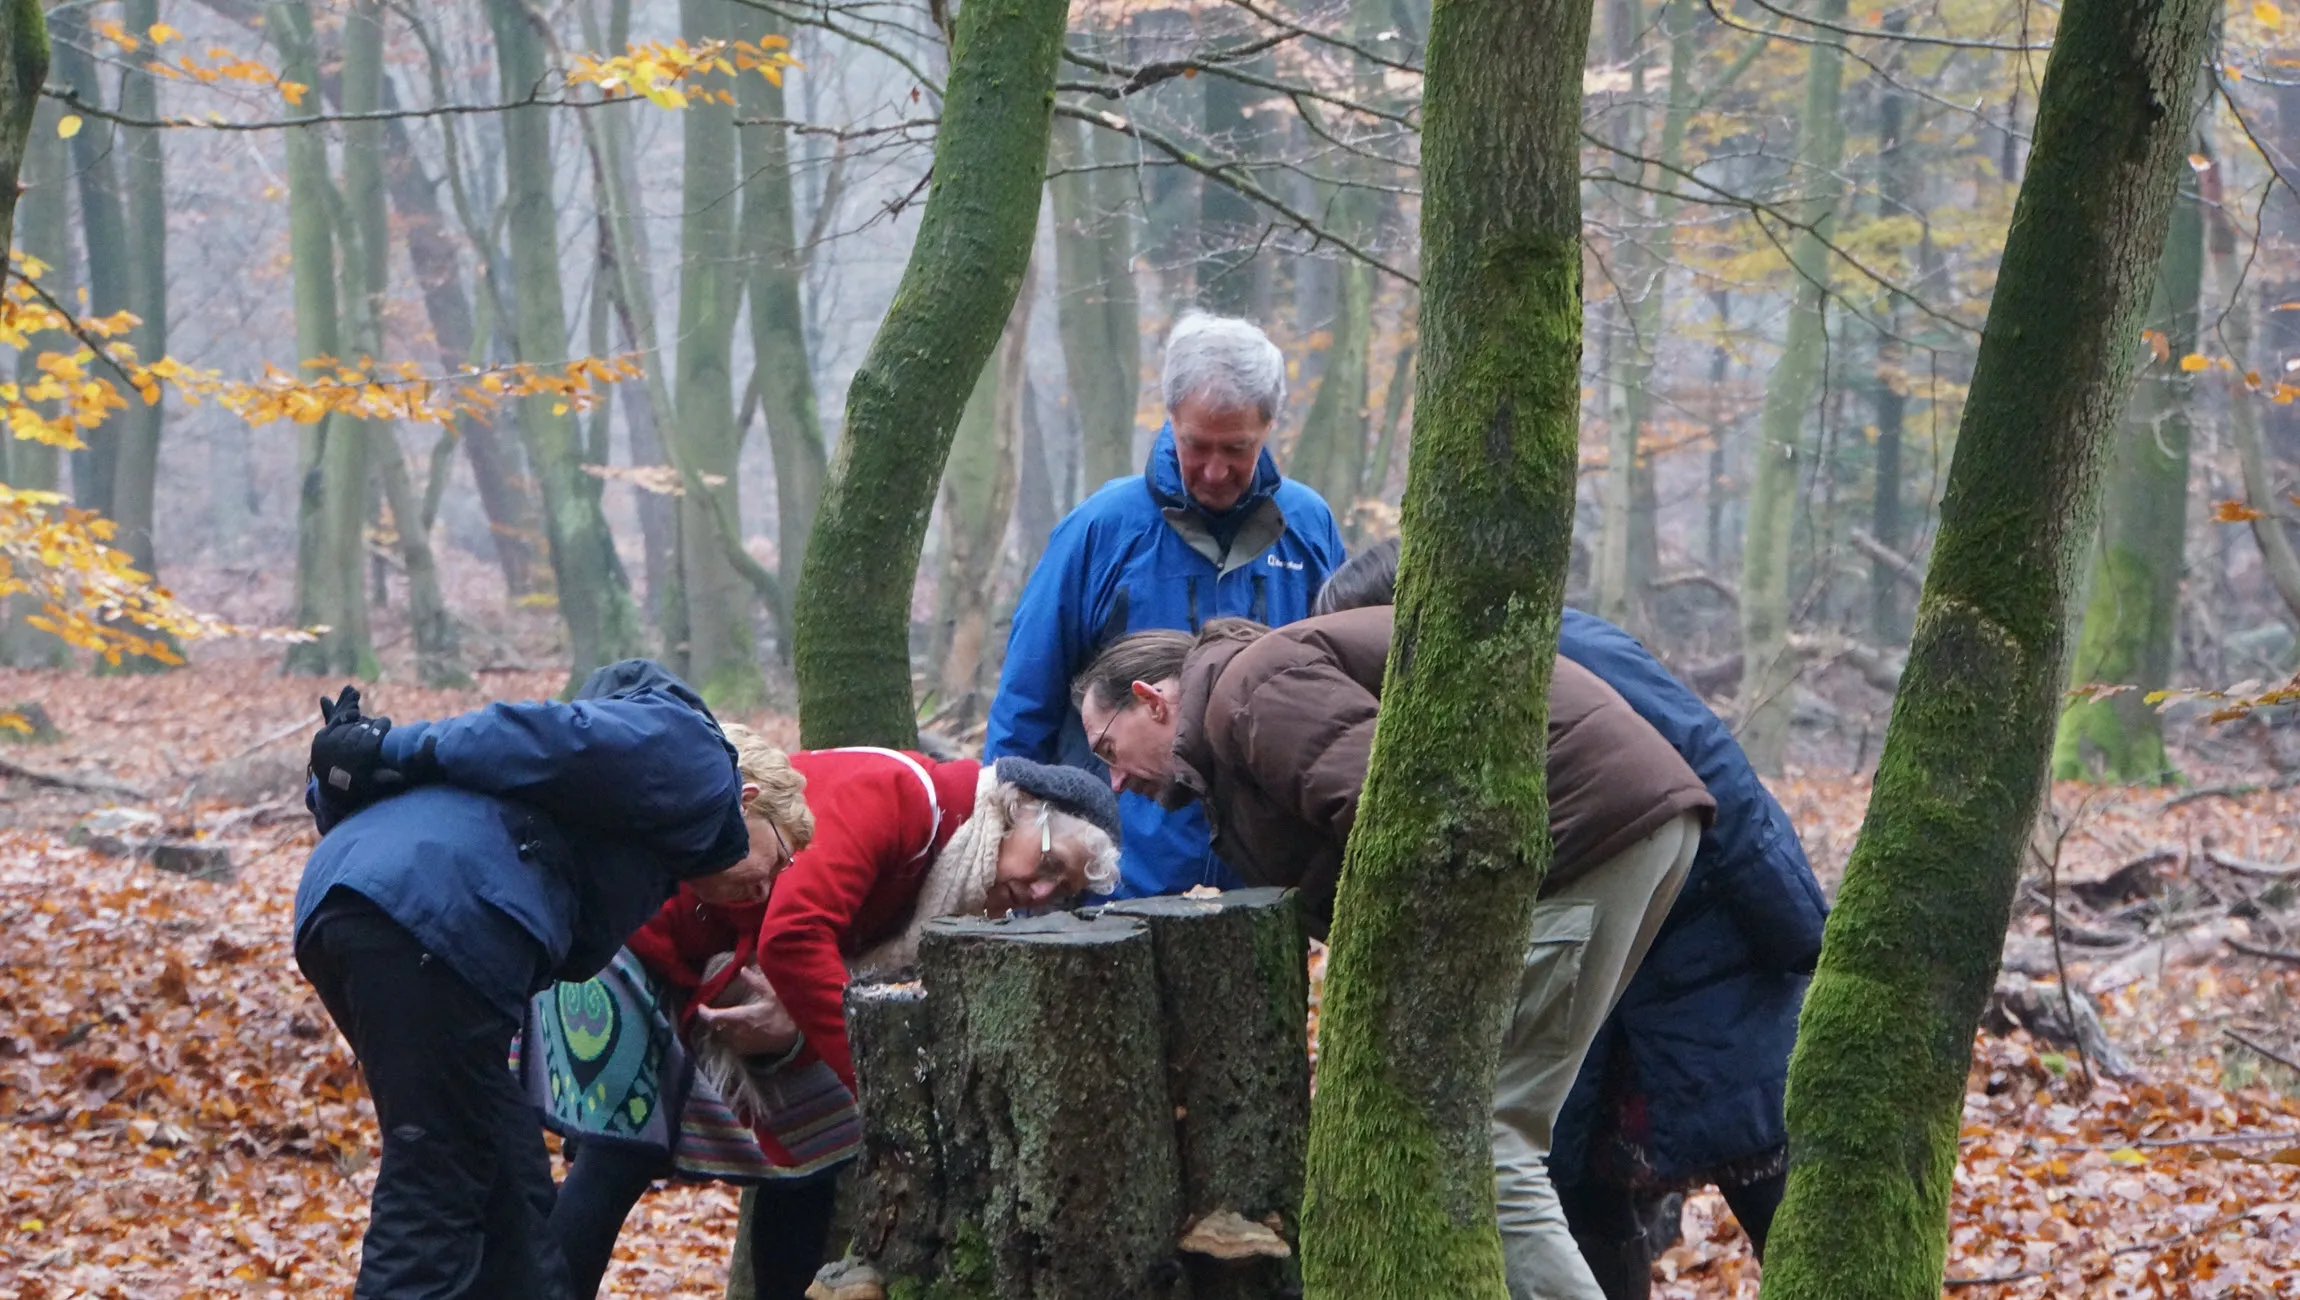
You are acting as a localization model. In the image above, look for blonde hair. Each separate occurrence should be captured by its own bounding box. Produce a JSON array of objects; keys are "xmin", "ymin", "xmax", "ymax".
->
[{"xmin": 721, "ymin": 723, "xmax": 815, "ymax": 851}]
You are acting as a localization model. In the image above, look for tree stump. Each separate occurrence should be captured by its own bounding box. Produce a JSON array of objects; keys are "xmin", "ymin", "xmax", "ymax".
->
[
  {"xmin": 912, "ymin": 911, "xmax": 1187, "ymax": 1300},
  {"xmin": 846, "ymin": 978, "xmax": 941, "ymax": 1281},
  {"xmin": 1107, "ymin": 890, "xmax": 1307, "ymax": 1299}
]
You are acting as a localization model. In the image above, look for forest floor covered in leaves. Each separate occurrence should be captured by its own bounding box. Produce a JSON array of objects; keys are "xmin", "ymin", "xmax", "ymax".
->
[{"xmin": 0, "ymin": 662, "xmax": 2296, "ymax": 1297}]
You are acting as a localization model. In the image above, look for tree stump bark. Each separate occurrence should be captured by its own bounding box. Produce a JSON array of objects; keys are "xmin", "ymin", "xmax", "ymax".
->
[
  {"xmin": 1106, "ymin": 890, "xmax": 1307, "ymax": 1299},
  {"xmin": 846, "ymin": 978, "xmax": 941, "ymax": 1281},
  {"xmin": 912, "ymin": 912, "xmax": 1187, "ymax": 1300}
]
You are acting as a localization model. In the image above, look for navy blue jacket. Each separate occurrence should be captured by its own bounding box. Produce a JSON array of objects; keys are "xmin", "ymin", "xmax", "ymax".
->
[
  {"xmin": 1549, "ymin": 611, "xmax": 1828, "ymax": 1186},
  {"xmin": 984, "ymin": 424, "xmax": 1346, "ymax": 898},
  {"xmin": 294, "ymin": 661, "xmax": 749, "ymax": 1020}
]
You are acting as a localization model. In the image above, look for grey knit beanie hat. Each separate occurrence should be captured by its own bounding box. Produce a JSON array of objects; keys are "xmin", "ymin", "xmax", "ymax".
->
[{"xmin": 992, "ymin": 757, "xmax": 1123, "ymax": 843}]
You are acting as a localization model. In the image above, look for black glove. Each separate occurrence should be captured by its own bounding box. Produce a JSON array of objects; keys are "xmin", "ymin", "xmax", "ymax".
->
[{"xmin": 310, "ymin": 686, "xmax": 409, "ymax": 815}]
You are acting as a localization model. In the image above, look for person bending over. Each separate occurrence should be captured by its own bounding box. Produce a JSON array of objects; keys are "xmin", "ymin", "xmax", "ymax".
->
[
  {"xmin": 1074, "ymin": 612, "xmax": 1712, "ymax": 1300},
  {"xmin": 294, "ymin": 661, "xmax": 775, "ymax": 1299}
]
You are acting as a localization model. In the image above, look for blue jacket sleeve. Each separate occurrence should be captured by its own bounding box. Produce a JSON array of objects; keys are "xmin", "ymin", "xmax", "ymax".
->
[
  {"xmin": 984, "ymin": 511, "xmax": 1098, "ymax": 762},
  {"xmin": 381, "ymin": 691, "xmax": 744, "ymax": 866}
]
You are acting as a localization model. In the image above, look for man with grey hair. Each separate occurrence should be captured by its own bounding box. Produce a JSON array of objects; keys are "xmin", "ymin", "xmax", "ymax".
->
[{"xmin": 983, "ymin": 311, "xmax": 1347, "ymax": 898}]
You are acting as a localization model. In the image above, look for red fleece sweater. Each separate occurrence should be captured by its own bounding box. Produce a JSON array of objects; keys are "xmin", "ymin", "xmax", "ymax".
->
[{"xmin": 626, "ymin": 748, "xmax": 981, "ymax": 1088}]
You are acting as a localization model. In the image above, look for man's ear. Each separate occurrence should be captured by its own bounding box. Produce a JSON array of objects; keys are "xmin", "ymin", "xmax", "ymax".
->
[{"xmin": 1133, "ymin": 679, "xmax": 1171, "ymax": 720}]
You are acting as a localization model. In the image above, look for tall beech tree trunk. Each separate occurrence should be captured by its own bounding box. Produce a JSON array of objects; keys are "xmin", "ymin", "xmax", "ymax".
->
[
  {"xmin": 487, "ymin": 0, "xmax": 642, "ymax": 688},
  {"xmin": 1763, "ymin": 0, "xmax": 2212, "ymax": 1292},
  {"xmin": 2051, "ymin": 184, "xmax": 2201, "ymax": 784},
  {"xmin": 111, "ymin": 0, "xmax": 164, "ymax": 597},
  {"xmin": 791, "ymin": 0, "xmax": 1067, "ymax": 749},
  {"xmin": 342, "ymin": 0, "xmax": 463, "ymax": 686},
  {"xmin": 2208, "ymin": 158, "xmax": 2300, "ymax": 619},
  {"xmin": 933, "ymin": 265, "xmax": 1034, "ymax": 724},
  {"xmin": 1297, "ymin": 0, "xmax": 1586, "ymax": 1290},
  {"xmin": 1596, "ymin": 0, "xmax": 1700, "ymax": 637},
  {"xmin": 274, "ymin": 0, "xmax": 373, "ymax": 678},
  {"xmin": 673, "ymin": 0, "xmax": 767, "ymax": 709},
  {"xmin": 1868, "ymin": 8, "xmax": 1917, "ymax": 646},
  {"xmin": 1197, "ymin": 47, "xmax": 1266, "ymax": 315},
  {"xmin": 581, "ymin": 0, "xmax": 682, "ymax": 645},
  {"xmin": 1735, "ymin": 0, "xmax": 1848, "ymax": 773},
  {"xmin": 46, "ymin": 9, "xmax": 127, "ymax": 518},
  {"xmin": 378, "ymin": 84, "xmax": 539, "ymax": 598},
  {"xmin": 5, "ymin": 94, "xmax": 65, "ymax": 666},
  {"xmin": 1050, "ymin": 115, "xmax": 1141, "ymax": 492},
  {"xmin": 737, "ymin": 18, "xmax": 829, "ymax": 631}
]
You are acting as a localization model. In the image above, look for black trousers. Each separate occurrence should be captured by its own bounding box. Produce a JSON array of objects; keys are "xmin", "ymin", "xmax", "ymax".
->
[
  {"xmin": 552, "ymin": 1137, "xmax": 841, "ymax": 1300},
  {"xmin": 298, "ymin": 893, "xmax": 570, "ymax": 1300},
  {"xmin": 1560, "ymin": 1172, "xmax": 1787, "ymax": 1300}
]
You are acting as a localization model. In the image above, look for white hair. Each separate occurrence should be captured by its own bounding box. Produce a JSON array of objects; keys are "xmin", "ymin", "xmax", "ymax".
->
[
  {"xmin": 990, "ymin": 785, "xmax": 1123, "ymax": 897},
  {"xmin": 1161, "ymin": 311, "xmax": 1287, "ymax": 423}
]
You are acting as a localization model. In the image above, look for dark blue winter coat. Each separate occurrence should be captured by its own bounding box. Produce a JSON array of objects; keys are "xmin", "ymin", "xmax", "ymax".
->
[
  {"xmin": 293, "ymin": 661, "xmax": 749, "ymax": 1021},
  {"xmin": 983, "ymin": 423, "xmax": 1347, "ymax": 898},
  {"xmin": 1549, "ymin": 610, "xmax": 1828, "ymax": 1187}
]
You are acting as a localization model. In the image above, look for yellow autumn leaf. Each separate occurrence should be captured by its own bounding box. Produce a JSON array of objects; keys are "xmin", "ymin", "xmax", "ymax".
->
[
  {"xmin": 2179, "ymin": 353, "xmax": 2212, "ymax": 372},
  {"xmin": 2214, "ymin": 499, "xmax": 2266, "ymax": 523},
  {"xmin": 2106, "ymin": 1146, "xmax": 2148, "ymax": 1166},
  {"xmin": 148, "ymin": 21, "xmax": 181, "ymax": 43},
  {"xmin": 57, "ymin": 115, "xmax": 82, "ymax": 139},
  {"xmin": 2257, "ymin": 0, "xmax": 2285, "ymax": 27},
  {"xmin": 279, "ymin": 80, "xmax": 309, "ymax": 106}
]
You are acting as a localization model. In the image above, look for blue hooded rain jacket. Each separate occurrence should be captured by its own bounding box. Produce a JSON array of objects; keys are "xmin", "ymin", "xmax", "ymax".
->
[
  {"xmin": 294, "ymin": 660, "xmax": 750, "ymax": 1020},
  {"xmin": 984, "ymin": 424, "xmax": 1347, "ymax": 897},
  {"xmin": 1551, "ymin": 610, "xmax": 1829, "ymax": 1187}
]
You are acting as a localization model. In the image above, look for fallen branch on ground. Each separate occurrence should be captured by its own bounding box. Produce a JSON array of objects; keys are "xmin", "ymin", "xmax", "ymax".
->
[{"xmin": 0, "ymin": 756, "xmax": 149, "ymax": 801}]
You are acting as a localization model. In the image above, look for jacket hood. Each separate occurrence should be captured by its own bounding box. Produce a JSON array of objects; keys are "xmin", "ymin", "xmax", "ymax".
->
[
  {"xmin": 576, "ymin": 658, "xmax": 713, "ymax": 715},
  {"xmin": 1146, "ymin": 421, "xmax": 1282, "ymax": 522}
]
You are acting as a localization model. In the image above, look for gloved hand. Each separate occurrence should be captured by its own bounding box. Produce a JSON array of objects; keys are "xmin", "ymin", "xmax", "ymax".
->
[{"xmin": 309, "ymin": 686, "xmax": 409, "ymax": 818}]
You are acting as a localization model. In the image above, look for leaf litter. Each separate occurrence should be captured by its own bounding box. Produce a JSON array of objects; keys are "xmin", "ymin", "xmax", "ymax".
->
[{"xmin": 1, "ymin": 666, "xmax": 2296, "ymax": 1296}]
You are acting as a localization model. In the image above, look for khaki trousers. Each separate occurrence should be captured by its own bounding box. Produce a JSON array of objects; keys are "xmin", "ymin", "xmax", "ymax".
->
[{"xmin": 1492, "ymin": 810, "xmax": 1702, "ymax": 1300}]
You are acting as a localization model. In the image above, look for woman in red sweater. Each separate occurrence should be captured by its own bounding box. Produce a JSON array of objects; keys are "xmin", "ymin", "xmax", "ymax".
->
[{"xmin": 538, "ymin": 730, "xmax": 1121, "ymax": 1299}]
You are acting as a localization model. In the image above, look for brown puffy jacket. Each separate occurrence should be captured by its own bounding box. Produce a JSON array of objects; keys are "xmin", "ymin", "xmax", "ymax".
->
[{"xmin": 1165, "ymin": 606, "xmax": 1714, "ymax": 934}]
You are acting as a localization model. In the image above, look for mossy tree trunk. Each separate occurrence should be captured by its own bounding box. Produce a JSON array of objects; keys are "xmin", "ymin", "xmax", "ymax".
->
[
  {"xmin": 4, "ymin": 91, "xmax": 65, "ymax": 666},
  {"xmin": 673, "ymin": 0, "xmax": 767, "ymax": 710},
  {"xmin": 1735, "ymin": 0, "xmax": 1848, "ymax": 773},
  {"xmin": 1296, "ymin": 0, "xmax": 1586, "ymax": 1289},
  {"xmin": 2050, "ymin": 183, "xmax": 2202, "ymax": 785},
  {"xmin": 791, "ymin": 0, "xmax": 1068, "ymax": 749},
  {"xmin": 488, "ymin": 0, "xmax": 643, "ymax": 689},
  {"xmin": 933, "ymin": 262, "xmax": 1034, "ymax": 727},
  {"xmin": 1762, "ymin": 0, "xmax": 2213, "ymax": 1292},
  {"xmin": 738, "ymin": 18, "xmax": 830, "ymax": 632},
  {"xmin": 0, "ymin": 0, "xmax": 37, "ymax": 264},
  {"xmin": 273, "ymin": 0, "xmax": 374, "ymax": 679},
  {"xmin": 341, "ymin": 0, "xmax": 463, "ymax": 687},
  {"xmin": 1049, "ymin": 114, "xmax": 1141, "ymax": 492}
]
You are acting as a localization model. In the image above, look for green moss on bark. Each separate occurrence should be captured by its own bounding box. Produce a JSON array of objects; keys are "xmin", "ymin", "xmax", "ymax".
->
[
  {"xmin": 1297, "ymin": 0, "xmax": 1588, "ymax": 1289},
  {"xmin": 1762, "ymin": 0, "xmax": 2216, "ymax": 1293},
  {"xmin": 791, "ymin": 0, "xmax": 1068, "ymax": 748}
]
